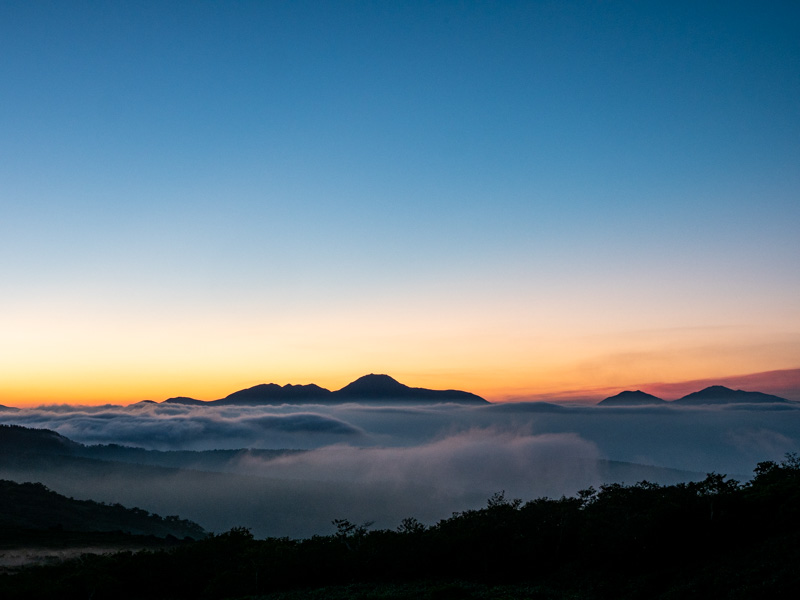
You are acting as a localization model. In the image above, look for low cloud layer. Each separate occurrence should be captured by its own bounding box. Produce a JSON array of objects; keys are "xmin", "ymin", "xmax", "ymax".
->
[
  {"xmin": 0, "ymin": 427, "xmax": 601, "ymax": 537},
  {"xmin": 238, "ymin": 428, "xmax": 600, "ymax": 500},
  {"xmin": 0, "ymin": 403, "xmax": 365, "ymax": 450},
  {"xmin": 3, "ymin": 401, "xmax": 800, "ymax": 474},
  {"xmin": 3, "ymin": 400, "xmax": 800, "ymax": 537}
]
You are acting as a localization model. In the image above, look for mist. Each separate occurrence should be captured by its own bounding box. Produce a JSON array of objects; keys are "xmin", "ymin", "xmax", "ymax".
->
[
  {"xmin": 0, "ymin": 428, "xmax": 602, "ymax": 538},
  {"xmin": 3, "ymin": 400, "xmax": 800, "ymax": 537},
  {"xmin": 4, "ymin": 400, "xmax": 798, "ymax": 474},
  {"xmin": 237, "ymin": 428, "xmax": 600, "ymax": 497}
]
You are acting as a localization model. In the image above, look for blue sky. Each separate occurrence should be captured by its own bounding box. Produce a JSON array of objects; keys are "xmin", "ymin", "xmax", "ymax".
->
[{"xmin": 1, "ymin": 1, "xmax": 799, "ymax": 403}]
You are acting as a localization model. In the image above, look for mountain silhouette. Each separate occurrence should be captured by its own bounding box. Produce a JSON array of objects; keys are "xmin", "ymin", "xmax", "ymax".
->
[
  {"xmin": 332, "ymin": 374, "xmax": 487, "ymax": 403},
  {"xmin": 163, "ymin": 396, "xmax": 207, "ymax": 405},
  {"xmin": 674, "ymin": 385, "xmax": 790, "ymax": 405},
  {"xmin": 156, "ymin": 374, "xmax": 487, "ymax": 405},
  {"xmin": 598, "ymin": 390, "xmax": 666, "ymax": 406},
  {"xmin": 0, "ymin": 479, "xmax": 205, "ymax": 538},
  {"xmin": 215, "ymin": 383, "xmax": 333, "ymax": 405},
  {"xmin": 0, "ymin": 424, "xmax": 82, "ymax": 454},
  {"xmin": 335, "ymin": 373, "xmax": 408, "ymax": 397},
  {"xmin": 0, "ymin": 423, "xmax": 300, "ymax": 479}
]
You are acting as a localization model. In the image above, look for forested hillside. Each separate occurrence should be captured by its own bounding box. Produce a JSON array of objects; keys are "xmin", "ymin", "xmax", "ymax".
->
[
  {"xmin": 3, "ymin": 455, "xmax": 800, "ymax": 599},
  {"xmin": 0, "ymin": 479, "xmax": 205, "ymax": 540}
]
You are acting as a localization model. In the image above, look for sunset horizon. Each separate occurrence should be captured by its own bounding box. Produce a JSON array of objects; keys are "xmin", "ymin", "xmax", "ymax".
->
[
  {"xmin": 3, "ymin": 2, "xmax": 798, "ymax": 412},
  {"xmin": 3, "ymin": 365, "xmax": 800, "ymax": 408}
]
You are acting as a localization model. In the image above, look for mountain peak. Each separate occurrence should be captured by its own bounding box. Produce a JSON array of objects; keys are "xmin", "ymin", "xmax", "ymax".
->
[
  {"xmin": 700, "ymin": 385, "xmax": 733, "ymax": 393},
  {"xmin": 675, "ymin": 386, "xmax": 789, "ymax": 405},
  {"xmin": 336, "ymin": 374, "xmax": 407, "ymax": 395},
  {"xmin": 598, "ymin": 390, "xmax": 666, "ymax": 406},
  {"xmin": 216, "ymin": 383, "xmax": 332, "ymax": 405},
  {"xmin": 163, "ymin": 396, "xmax": 206, "ymax": 405},
  {"xmin": 334, "ymin": 374, "xmax": 487, "ymax": 403},
  {"xmin": 157, "ymin": 374, "xmax": 487, "ymax": 406}
]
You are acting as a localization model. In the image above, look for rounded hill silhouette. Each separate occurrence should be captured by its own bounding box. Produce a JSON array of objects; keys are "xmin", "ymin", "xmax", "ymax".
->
[
  {"xmin": 333, "ymin": 374, "xmax": 487, "ymax": 403},
  {"xmin": 598, "ymin": 390, "xmax": 666, "ymax": 406},
  {"xmin": 674, "ymin": 385, "xmax": 790, "ymax": 405}
]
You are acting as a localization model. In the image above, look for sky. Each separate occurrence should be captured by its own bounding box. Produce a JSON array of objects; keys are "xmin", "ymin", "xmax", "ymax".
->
[{"xmin": 2, "ymin": 1, "xmax": 799, "ymax": 405}]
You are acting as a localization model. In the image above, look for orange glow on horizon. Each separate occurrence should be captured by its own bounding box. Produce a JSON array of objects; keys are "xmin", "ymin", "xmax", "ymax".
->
[
  {"xmin": 4, "ymin": 364, "xmax": 800, "ymax": 408},
  {"xmin": 2, "ymin": 297, "xmax": 798, "ymax": 407}
]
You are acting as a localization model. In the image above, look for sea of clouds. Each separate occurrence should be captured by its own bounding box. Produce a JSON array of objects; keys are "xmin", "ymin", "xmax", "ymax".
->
[
  {"xmin": 3, "ymin": 400, "xmax": 799, "ymax": 473},
  {"xmin": 2, "ymin": 400, "xmax": 799, "ymax": 537}
]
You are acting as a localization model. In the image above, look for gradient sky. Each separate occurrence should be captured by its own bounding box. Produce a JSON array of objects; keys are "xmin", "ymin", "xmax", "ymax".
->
[{"xmin": 2, "ymin": 1, "xmax": 799, "ymax": 405}]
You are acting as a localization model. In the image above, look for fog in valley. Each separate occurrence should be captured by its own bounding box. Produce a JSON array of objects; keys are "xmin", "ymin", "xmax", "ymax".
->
[{"xmin": 2, "ymin": 400, "xmax": 799, "ymax": 538}]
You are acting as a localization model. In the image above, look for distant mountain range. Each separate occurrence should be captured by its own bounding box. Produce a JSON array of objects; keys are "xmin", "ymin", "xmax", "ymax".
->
[
  {"xmin": 0, "ymin": 424, "xmax": 297, "ymax": 471},
  {"xmin": 672, "ymin": 385, "xmax": 791, "ymax": 405},
  {"xmin": 163, "ymin": 374, "xmax": 488, "ymax": 406},
  {"xmin": 599, "ymin": 385, "xmax": 793, "ymax": 406},
  {"xmin": 1, "ymin": 376, "xmax": 794, "ymax": 410}
]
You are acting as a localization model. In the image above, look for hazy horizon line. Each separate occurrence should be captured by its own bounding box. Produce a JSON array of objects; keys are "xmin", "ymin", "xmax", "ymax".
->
[
  {"xmin": 501, "ymin": 367, "xmax": 800, "ymax": 404},
  {"xmin": 3, "ymin": 367, "xmax": 800, "ymax": 409}
]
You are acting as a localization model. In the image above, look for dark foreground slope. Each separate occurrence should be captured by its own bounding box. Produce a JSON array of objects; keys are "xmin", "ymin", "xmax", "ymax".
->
[
  {"xmin": 0, "ymin": 479, "xmax": 205, "ymax": 540},
  {"xmin": 2, "ymin": 456, "xmax": 800, "ymax": 599}
]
